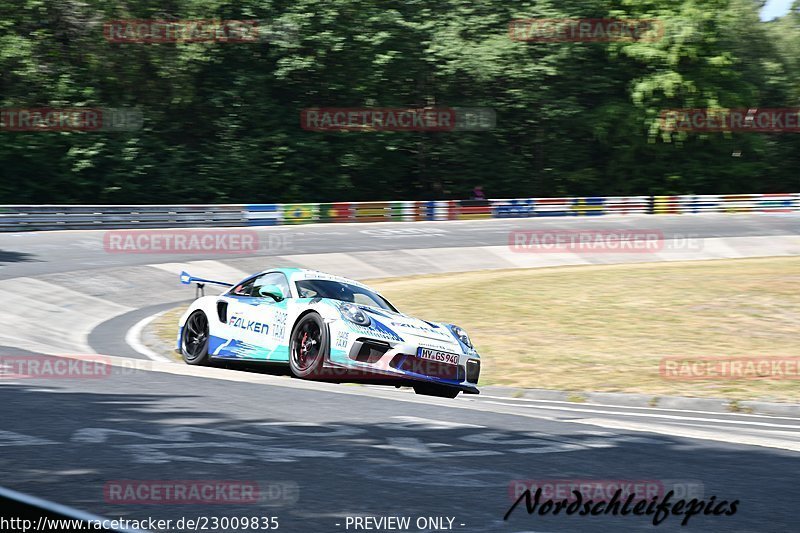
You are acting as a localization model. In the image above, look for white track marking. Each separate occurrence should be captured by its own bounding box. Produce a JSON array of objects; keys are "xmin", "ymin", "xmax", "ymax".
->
[
  {"xmin": 482, "ymin": 401, "xmax": 800, "ymax": 430},
  {"xmin": 572, "ymin": 418, "xmax": 800, "ymax": 453},
  {"xmin": 653, "ymin": 421, "xmax": 800, "ymax": 439},
  {"xmin": 478, "ymin": 395, "xmax": 800, "ymax": 421},
  {"xmin": 125, "ymin": 309, "xmax": 172, "ymax": 362}
]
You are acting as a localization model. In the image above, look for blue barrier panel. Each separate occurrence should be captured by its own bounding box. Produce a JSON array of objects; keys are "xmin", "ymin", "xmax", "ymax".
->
[
  {"xmin": 425, "ymin": 200, "xmax": 437, "ymax": 221},
  {"xmin": 245, "ymin": 204, "xmax": 282, "ymax": 226},
  {"xmin": 683, "ymin": 197, "xmax": 720, "ymax": 214},
  {"xmin": 493, "ymin": 199, "xmax": 534, "ymax": 218}
]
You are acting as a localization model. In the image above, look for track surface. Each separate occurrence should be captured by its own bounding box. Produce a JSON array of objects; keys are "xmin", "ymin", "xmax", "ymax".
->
[
  {"xmin": 2, "ymin": 214, "xmax": 800, "ymax": 532},
  {"xmin": 1, "ymin": 213, "xmax": 799, "ymax": 278}
]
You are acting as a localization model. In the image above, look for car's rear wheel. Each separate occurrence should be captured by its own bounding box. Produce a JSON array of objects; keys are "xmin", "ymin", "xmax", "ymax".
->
[
  {"xmin": 413, "ymin": 383, "xmax": 460, "ymax": 399},
  {"xmin": 181, "ymin": 310, "xmax": 211, "ymax": 366},
  {"xmin": 290, "ymin": 313, "xmax": 328, "ymax": 378}
]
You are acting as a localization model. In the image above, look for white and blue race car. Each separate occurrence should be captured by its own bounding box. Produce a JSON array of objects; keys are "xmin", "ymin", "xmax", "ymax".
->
[{"xmin": 177, "ymin": 268, "xmax": 480, "ymax": 398}]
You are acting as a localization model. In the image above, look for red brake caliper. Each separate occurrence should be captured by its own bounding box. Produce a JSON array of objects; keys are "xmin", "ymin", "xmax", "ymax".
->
[{"xmin": 300, "ymin": 332, "xmax": 309, "ymax": 363}]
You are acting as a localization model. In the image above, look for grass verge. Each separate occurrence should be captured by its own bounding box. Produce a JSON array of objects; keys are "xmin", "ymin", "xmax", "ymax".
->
[{"xmin": 151, "ymin": 306, "xmax": 188, "ymax": 361}]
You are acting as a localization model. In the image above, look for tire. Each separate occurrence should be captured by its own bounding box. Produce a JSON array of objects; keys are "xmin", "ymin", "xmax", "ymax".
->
[
  {"xmin": 181, "ymin": 310, "xmax": 211, "ymax": 366},
  {"xmin": 413, "ymin": 383, "xmax": 460, "ymax": 399},
  {"xmin": 289, "ymin": 312, "xmax": 328, "ymax": 378}
]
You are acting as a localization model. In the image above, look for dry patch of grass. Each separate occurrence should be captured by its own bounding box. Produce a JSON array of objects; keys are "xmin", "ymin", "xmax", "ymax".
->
[
  {"xmin": 369, "ymin": 257, "xmax": 800, "ymax": 402},
  {"xmin": 151, "ymin": 306, "xmax": 189, "ymax": 361}
]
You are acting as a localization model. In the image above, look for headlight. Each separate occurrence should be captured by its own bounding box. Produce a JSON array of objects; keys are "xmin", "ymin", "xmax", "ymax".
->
[
  {"xmin": 340, "ymin": 303, "xmax": 371, "ymax": 326},
  {"xmin": 450, "ymin": 325, "xmax": 473, "ymax": 349}
]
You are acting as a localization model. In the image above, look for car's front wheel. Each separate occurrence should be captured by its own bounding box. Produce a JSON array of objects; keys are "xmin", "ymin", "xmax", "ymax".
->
[
  {"xmin": 289, "ymin": 312, "xmax": 328, "ymax": 378},
  {"xmin": 181, "ymin": 310, "xmax": 211, "ymax": 366},
  {"xmin": 413, "ymin": 383, "xmax": 460, "ymax": 399}
]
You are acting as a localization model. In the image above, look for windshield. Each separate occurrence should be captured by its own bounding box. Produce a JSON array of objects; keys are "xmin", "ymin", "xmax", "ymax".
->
[{"xmin": 295, "ymin": 280, "xmax": 397, "ymax": 311}]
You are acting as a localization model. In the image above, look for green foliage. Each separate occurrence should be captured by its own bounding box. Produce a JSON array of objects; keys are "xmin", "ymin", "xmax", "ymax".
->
[{"xmin": 0, "ymin": 0, "xmax": 798, "ymax": 203}]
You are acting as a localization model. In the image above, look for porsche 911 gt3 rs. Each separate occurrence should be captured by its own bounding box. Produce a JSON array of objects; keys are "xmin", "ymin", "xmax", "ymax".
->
[{"xmin": 177, "ymin": 268, "xmax": 480, "ymax": 398}]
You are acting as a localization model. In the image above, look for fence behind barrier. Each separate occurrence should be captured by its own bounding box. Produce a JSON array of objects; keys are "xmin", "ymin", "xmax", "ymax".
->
[{"xmin": 0, "ymin": 193, "xmax": 797, "ymax": 231}]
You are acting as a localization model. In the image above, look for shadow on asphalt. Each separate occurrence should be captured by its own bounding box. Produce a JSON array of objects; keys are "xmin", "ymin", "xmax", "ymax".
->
[
  {"xmin": 0, "ymin": 249, "xmax": 37, "ymax": 264},
  {"xmin": 1, "ymin": 358, "xmax": 797, "ymax": 533},
  {"xmin": 209, "ymin": 360, "xmax": 422, "ymax": 390}
]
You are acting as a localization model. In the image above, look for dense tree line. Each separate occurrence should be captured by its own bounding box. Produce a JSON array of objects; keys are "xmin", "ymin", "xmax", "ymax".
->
[{"xmin": 0, "ymin": 0, "xmax": 798, "ymax": 204}]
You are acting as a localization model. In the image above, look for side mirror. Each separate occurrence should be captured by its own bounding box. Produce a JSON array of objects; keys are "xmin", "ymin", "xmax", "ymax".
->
[{"xmin": 257, "ymin": 284, "xmax": 285, "ymax": 302}]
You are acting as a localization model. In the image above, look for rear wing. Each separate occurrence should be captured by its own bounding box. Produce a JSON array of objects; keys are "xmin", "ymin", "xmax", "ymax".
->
[{"xmin": 180, "ymin": 271, "xmax": 234, "ymax": 297}]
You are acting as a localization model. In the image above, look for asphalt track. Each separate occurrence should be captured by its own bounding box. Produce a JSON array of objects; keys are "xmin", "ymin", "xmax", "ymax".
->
[
  {"xmin": 2, "ymin": 213, "xmax": 800, "ymax": 279},
  {"xmin": 1, "ymin": 214, "xmax": 800, "ymax": 532}
]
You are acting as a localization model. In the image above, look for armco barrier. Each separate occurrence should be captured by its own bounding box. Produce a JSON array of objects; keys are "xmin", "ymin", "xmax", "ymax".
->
[
  {"xmin": 0, "ymin": 193, "xmax": 797, "ymax": 231},
  {"xmin": 0, "ymin": 205, "xmax": 245, "ymax": 231}
]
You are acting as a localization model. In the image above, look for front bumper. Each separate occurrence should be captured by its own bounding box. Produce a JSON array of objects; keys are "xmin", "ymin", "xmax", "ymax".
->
[{"xmin": 329, "ymin": 336, "xmax": 481, "ymax": 394}]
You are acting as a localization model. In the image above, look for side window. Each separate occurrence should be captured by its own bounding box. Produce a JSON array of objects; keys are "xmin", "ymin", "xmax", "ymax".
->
[
  {"xmin": 252, "ymin": 272, "xmax": 291, "ymax": 299},
  {"xmin": 230, "ymin": 278, "xmax": 257, "ymax": 297}
]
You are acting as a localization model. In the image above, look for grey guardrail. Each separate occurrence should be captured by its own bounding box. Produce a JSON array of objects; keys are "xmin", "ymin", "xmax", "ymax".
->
[
  {"xmin": 1, "ymin": 193, "xmax": 798, "ymax": 231},
  {"xmin": 0, "ymin": 205, "xmax": 245, "ymax": 230}
]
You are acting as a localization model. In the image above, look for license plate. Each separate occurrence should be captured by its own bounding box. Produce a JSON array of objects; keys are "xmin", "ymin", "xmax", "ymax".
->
[{"xmin": 417, "ymin": 347, "xmax": 459, "ymax": 365}]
